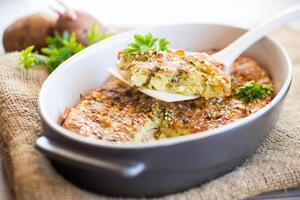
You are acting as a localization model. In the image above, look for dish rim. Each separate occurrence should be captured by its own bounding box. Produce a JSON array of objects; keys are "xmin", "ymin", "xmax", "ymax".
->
[{"xmin": 39, "ymin": 23, "xmax": 293, "ymax": 149}]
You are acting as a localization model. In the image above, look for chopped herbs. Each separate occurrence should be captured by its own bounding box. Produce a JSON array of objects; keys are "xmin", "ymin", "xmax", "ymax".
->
[
  {"xmin": 234, "ymin": 81, "xmax": 274, "ymax": 103},
  {"xmin": 86, "ymin": 24, "xmax": 113, "ymax": 44},
  {"xmin": 19, "ymin": 46, "xmax": 46, "ymax": 70},
  {"xmin": 123, "ymin": 33, "xmax": 170, "ymax": 55}
]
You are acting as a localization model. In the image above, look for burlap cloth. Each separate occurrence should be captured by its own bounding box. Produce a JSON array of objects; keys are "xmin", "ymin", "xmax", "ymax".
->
[{"xmin": 0, "ymin": 26, "xmax": 300, "ymax": 200}]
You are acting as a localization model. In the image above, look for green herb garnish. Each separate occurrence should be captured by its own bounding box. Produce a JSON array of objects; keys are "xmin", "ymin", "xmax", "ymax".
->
[
  {"xmin": 86, "ymin": 24, "xmax": 114, "ymax": 44},
  {"xmin": 234, "ymin": 81, "xmax": 274, "ymax": 103},
  {"xmin": 158, "ymin": 38, "xmax": 169, "ymax": 51},
  {"xmin": 123, "ymin": 33, "xmax": 170, "ymax": 55}
]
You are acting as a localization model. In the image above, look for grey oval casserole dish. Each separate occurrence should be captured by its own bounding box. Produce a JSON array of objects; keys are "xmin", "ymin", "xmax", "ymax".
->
[{"xmin": 36, "ymin": 23, "xmax": 292, "ymax": 197}]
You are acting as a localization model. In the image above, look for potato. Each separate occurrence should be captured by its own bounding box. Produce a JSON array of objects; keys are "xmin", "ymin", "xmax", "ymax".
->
[
  {"xmin": 56, "ymin": 10, "xmax": 104, "ymax": 46},
  {"xmin": 3, "ymin": 13, "xmax": 57, "ymax": 52}
]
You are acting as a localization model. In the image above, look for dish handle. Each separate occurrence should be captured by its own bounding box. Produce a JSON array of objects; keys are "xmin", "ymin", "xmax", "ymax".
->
[{"xmin": 36, "ymin": 136, "xmax": 145, "ymax": 178}]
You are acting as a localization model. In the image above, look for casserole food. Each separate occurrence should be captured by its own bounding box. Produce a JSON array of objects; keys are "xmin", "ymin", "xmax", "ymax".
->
[
  {"xmin": 36, "ymin": 24, "xmax": 292, "ymax": 197},
  {"xmin": 118, "ymin": 48, "xmax": 231, "ymax": 98},
  {"xmin": 61, "ymin": 55, "xmax": 273, "ymax": 143}
]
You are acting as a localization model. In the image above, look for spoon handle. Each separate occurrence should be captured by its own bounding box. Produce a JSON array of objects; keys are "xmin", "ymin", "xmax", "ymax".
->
[{"xmin": 213, "ymin": 5, "xmax": 300, "ymax": 68}]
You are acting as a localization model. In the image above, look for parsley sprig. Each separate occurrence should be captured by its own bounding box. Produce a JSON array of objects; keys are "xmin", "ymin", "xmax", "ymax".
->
[
  {"xmin": 19, "ymin": 32, "xmax": 85, "ymax": 72},
  {"xmin": 234, "ymin": 81, "xmax": 274, "ymax": 103},
  {"xmin": 19, "ymin": 26, "xmax": 113, "ymax": 72},
  {"xmin": 19, "ymin": 46, "xmax": 46, "ymax": 70},
  {"xmin": 123, "ymin": 33, "xmax": 170, "ymax": 55},
  {"xmin": 41, "ymin": 32, "xmax": 85, "ymax": 71},
  {"xmin": 86, "ymin": 24, "xmax": 113, "ymax": 44}
]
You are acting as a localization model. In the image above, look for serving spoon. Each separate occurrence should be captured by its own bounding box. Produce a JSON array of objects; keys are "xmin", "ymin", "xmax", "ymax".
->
[{"xmin": 110, "ymin": 5, "xmax": 300, "ymax": 102}]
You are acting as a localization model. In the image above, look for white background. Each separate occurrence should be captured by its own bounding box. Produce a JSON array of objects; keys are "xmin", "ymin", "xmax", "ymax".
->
[{"xmin": 0, "ymin": 0, "xmax": 300, "ymax": 28}]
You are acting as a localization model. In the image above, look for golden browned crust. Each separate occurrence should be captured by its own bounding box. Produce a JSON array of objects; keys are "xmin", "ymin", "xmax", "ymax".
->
[
  {"xmin": 231, "ymin": 56, "xmax": 272, "ymax": 86},
  {"xmin": 61, "ymin": 78, "xmax": 160, "ymax": 142},
  {"xmin": 61, "ymin": 55, "xmax": 273, "ymax": 143}
]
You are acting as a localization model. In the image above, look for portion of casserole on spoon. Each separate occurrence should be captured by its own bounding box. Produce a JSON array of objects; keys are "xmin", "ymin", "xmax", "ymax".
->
[
  {"xmin": 113, "ymin": 33, "xmax": 231, "ymax": 100},
  {"xmin": 62, "ymin": 33, "xmax": 275, "ymax": 143}
]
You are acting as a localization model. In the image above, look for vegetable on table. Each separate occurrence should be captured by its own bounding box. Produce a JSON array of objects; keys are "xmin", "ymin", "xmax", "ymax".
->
[
  {"xmin": 42, "ymin": 32, "xmax": 85, "ymax": 71},
  {"xmin": 55, "ymin": 10, "xmax": 105, "ymax": 46},
  {"xmin": 3, "ymin": 13, "xmax": 56, "ymax": 52},
  {"xmin": 19, "ymin": 32, "xmax": 85, "ymax": 72},
  {"xmin": 3, "ymin": 0, "xmax": 114, "ymax": 73}
]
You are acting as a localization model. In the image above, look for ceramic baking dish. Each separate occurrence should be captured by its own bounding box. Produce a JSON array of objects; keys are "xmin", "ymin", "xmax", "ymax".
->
[{"xmin": 36, "ymin": 23, "xmax": 292, "ymax": 197}]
